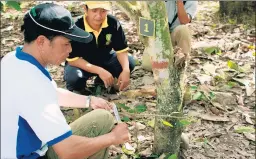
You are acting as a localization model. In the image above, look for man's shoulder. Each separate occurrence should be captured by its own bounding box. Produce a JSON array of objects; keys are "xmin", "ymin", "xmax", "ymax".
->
[
  {"xmin": 186, "ymin": 1, "xmax": 198, "ymax": 6},
  {"xmin": 1, "ymin": 51, "xmax": 16, "ymax": 61},
  {"xmin": 75, "ymin": 16, "xmax": 85, "ymax": 30},
  {"xmin": 107, "ymin": 14, "xmax": 119, "ymax": 22},
  {"xmin": 107, "ymin": 14, "xmax": 121, "ymax": 29}
]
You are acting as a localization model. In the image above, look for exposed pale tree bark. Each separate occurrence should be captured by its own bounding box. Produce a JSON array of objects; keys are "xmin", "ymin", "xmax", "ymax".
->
[{"xmin": 114, "ymin": 1, "xmax": 188, "ymax": 155}]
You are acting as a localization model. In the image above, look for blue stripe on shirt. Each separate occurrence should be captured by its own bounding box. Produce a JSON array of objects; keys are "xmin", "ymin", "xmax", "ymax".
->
[
  {"xmin": 47, "ymin": 130, "xmax": 72, "ymax": 146},
  {"xmin": 15, "ymin": 46, "xmax": 52, "ymax": 81},
  {"xmin": 16, "ymin": 116, "xmax": 42, "ymax": 159}
]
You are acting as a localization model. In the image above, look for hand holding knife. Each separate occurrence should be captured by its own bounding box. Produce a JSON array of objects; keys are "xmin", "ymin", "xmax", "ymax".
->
[{"xmin": 112, "ymin": 103, "xmax": 135, "ymax": 152}]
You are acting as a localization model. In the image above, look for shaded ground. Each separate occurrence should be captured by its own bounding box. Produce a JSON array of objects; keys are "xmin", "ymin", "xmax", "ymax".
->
[{"xmin": 1, "ymin": 1, "xmax": 255, "ymax": 159}]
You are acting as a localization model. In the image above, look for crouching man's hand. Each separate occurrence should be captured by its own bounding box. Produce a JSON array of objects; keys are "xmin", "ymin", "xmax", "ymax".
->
[
  {"xmin": 110, "ymin": 123, "xmax": 130, "ymax": 145},
  {"xmin": 90, "ymin": 96, "xmax": 112, "ymax": 110}
]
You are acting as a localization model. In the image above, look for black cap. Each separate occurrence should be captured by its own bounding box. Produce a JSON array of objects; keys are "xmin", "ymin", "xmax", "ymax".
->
[{"xmin": 28, "ymin": 3, "xmax": 92, "ymax": 43}]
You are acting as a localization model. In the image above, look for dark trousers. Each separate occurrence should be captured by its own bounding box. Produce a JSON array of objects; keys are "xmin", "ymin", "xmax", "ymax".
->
[{"xmin": 64, "ymin": 53, "xmax": 135, "ymax": 91}]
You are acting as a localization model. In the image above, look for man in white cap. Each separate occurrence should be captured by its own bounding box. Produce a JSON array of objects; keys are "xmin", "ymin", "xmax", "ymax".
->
[{"xmin": 64, "ymin": 1, "xmax": 135, "ymax": 94}]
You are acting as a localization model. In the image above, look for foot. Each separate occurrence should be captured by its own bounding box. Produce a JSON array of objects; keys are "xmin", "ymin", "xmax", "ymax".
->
[{"xmin": 173, "ymin": 46, "xmax": 190, "ymax": 68}]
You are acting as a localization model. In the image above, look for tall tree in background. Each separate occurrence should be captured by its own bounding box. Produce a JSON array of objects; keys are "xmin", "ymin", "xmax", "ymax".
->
[
  {"xmin": 219, "ymin": 1, "xmax": 256, "ymax": 24},
  {"xmin": 114, "ymin": 1, "xmax": 187, "ymax": 156}
]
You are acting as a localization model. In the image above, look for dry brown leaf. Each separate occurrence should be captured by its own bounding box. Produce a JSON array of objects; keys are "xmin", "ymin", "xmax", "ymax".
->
[
  {"xmin": 142, "ymin": 75, "xmax": 155, "ymax": 85},
  {"xmin": 210, "ymin": 107, "xmax": 221, "ymax": 115},
  {"xmin": 244, "ymin": 115, "xmax": 254, "ymax": 125},
  {"xmin": 197, "ymin": 74, "xmax": 213, "ymax": 84},
  {"xmin": 120, "ymin": 87, "xmax": 156, "ymax": 98},
  {"xmin": 203, "ymin": 62, "xmax": 216, "ymax": 75},
  {"xmin": 236, "ymin": 95, "xmax": 244, "ymax": 106},
  {"xmin": 139, "ymin": 148, "xmax": 152, "ymax": 157},
  {"xmin": 245, "ymin": 85, "xmax": 255, "ymax": 96},
  {"xmin": 210, "ymin": 102, "xmax": 225, "ymax": 111},
  {"xmin": 211, "ymin": 92, "xmax": 237, "ymax": 106},
  {"xmin": 140, "ymin": 87, "xmax": 156, "ymax": 97},
  {"xmin": 199, "ymin": 114, "xmax": 229, "ymax": 122},
  {"xmin": 135, "ymin": 122, "xmax": 146, "ymax": 130},
  {"xmin": 181, "ymin": 133, "xmax": 190, "ymax": 149},
  {"xmin": 241, "ymin": 45, "xmax": 250, "ymax": 53},
  {"xmin": 137, "ymin": 135, "xmax": 146, "ymax": 142},
  {"xmin": 158, "ymin": 154, "xmax": 166, "ymax": 159},
  {"xmin": 243, "ymin": 133, "xmax": 255, "ymax": 141},
  {"xmin": 120, "ymin": 90, "xmax": 142, "ymax": 98}
]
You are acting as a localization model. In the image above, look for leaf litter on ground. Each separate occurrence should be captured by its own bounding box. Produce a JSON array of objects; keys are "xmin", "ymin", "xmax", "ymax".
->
[{"xmin": 1, "ymin": 1, "xmax": 255, "ymax": 159}]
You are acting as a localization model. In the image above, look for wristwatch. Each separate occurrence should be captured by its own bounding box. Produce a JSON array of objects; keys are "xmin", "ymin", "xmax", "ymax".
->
[{"xmin": 86, "ymin": 96, "xmax": 91, "ymax": 108}]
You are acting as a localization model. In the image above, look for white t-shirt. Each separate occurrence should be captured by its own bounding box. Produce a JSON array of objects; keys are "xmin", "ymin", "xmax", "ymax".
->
[{"xmin": 1, "ymin": 47, "xmax": 71, "ymax": 159}]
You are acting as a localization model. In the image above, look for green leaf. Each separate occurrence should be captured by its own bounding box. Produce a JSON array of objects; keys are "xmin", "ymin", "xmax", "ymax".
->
[
  {"xmin": 67, "ymin": 4, "xmax": 74, "ymax": 11},
  {"xmin": 95, "ymin": 85, "xmax": 102, "ymax": 96},
  {"xmin": 135, "ymin": 105, "xmax": 147, "ymax": 113},
  {"xmin": 200, "ymin": 93, "xmax": 207, "ymax": 101},
  {"xmin": 6, "ymin": 1, "xmax": 21, "ymax": 11},
  {"xmin": 114, "ymin": 154, "xmax": 122, "ymax": 159},
  {"xmin": 248, "ymin": 45, "xmax": 255, "ymax": 50},
  {"xmin": 228, "ymin": 18, "xmax": 237, "ymax": 24},
  {"xmin": 135, "ymin": 58, "xmax": 140, "ymax": 66},
  {"xmin": 192, "ymin": 91, "xmax": 203, "ymax": 100},
  {"xmin": 121, "ymin": 116, "xmax": 130, "ymax": 122},
  {"xmin": 227, "ymin": 60, "xmax": 239, "ymax": 71},
  {"xmin": 179, "ymin": 119, "xmax": 191, "ymax": 127},
  {"xmin": 161, "ymin": 119, "xmax": 173, "ymax": 127},
  {"xmin": 203, "ymin": 137, "xmax": 209, "ymax": 144},
  {"xmin": 216, "ymin": 49, "xmax": 222, "ymax": 55},
  {"xmin": 203, "ymin": 47, "xmax": 221, "ymax": 55},
  {"xmin": 214, "ymin": 75, "xmax": 225, "ymax": 81},
  {"xmin": 128, "ymin": 109, "xmax": 135, "ymax": 113},
  {"xmin": 147, "ymin": 119, "xmax": 155, "ymax": 128},
  {"xmin": 117, "ymin": 103, "xmax": 130, "ymax": 111},
  {"xmin": 122, "ymin": 143, "xmax": 135, "ymax": 155},
  {"xmin": 209, "ymin": 91, "xmax": 215, "ymax": 99},
  {"xmin": 190, "ymin": 85, "xmax": 197, "ymax": 91},
  {"xmin": 0, "ymin": 2, "xmax": 3, "ymax": 11},
  {"xmin": 234, "ymin": 126, "xmax": 255, "ymax": 133},
  {"xmin": 204, "ymin": 47, "xmax": 217, "ymax": 54},
  {"xmin": 227, "ymin": 81, "xmax": 239, "ymax": 88},
  {"xmin": 149, "ymin": 154, "xmax": 159, "ymax": 158},
  {"xmin": 168, "ymin": 154, "xmax": 177, "ymax": 159},
  {"xmin": 133, "ymin": 154, "xmax": 140, "ymax": 158}
]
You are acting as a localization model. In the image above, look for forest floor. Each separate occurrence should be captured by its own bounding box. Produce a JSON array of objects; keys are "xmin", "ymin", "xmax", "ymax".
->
[{"xmin": 1, "ymin": 1, "xmax": 255, "ymax": 159}]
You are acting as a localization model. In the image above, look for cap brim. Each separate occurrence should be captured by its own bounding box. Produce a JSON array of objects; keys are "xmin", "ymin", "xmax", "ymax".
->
[
  {"xmin": 87, "ymin": 4, "xmax": 111, "ymax": 10},
  {"xmin": 63, "ymin": 25, "xmax": 92, "ymax": 43}
]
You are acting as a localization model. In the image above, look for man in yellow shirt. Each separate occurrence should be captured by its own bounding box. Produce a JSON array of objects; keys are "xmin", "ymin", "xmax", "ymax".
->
[{"xmin": 64, "ymin": 1, "xmax": 135, "ymax": 94}]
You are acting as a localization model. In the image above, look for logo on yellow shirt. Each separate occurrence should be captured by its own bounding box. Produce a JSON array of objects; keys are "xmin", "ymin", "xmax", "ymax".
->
[{"xmin": 106, "ymin": 34, "xmax": 112, "ymax": 45}]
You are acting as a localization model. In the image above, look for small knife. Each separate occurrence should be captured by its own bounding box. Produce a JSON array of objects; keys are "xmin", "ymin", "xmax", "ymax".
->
[
  {"xmin": 112, "ymin": 103, "xmax": 135, "ymax": 151},
  {"xmin": 112, "ymin": 103, "xmax": 121, "ymax": 122}
]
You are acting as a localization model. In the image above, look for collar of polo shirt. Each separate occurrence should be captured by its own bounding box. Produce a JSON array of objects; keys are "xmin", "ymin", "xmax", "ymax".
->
[{"xmin": 83, "ymin": 14, "xmax": 108, "ymax": 42}]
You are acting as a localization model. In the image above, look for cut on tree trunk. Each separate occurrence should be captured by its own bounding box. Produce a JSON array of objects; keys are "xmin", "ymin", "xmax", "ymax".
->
[{"xmin": 114, "ymin": 1, "xmax": 188, "ymax": 156}]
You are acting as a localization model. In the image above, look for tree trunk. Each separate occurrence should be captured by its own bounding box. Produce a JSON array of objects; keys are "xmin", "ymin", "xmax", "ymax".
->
[
  {"xmin": 219, "ymin": 1, "xmax": 256, "ymax": 24},
  {"xmin": 114, "ymin": 1, "xmax": 186, "ymax": 156}
]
